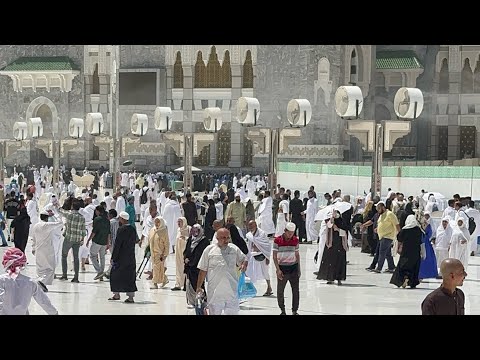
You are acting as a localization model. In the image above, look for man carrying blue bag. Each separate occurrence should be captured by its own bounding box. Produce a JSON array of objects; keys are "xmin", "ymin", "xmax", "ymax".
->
[{"xmin": 196, "ymin": 227, "xmax": 248, "ymax": 315}]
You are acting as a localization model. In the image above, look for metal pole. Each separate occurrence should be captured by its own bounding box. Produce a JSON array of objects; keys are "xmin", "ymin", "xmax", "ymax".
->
[
  {"xmin": 269, "ymin": 128, "xmax": 278, "ymax": 191},
  {"xmin": 0, "ymin": 141, "xmax": 4, "ymax": 187},
  {"xmin": 370, "ymin": 122, "xmax": 383, "ymax": 199},
  {"xmin": 184, "ymin": 134, "xmax": 193, "ymax": 191},
  {"xmin": 53, "ymin": 140, "xmax": 60, "ymax": 196},
  {"xmin": 113, "ymin": 65, "xmax": 120, "ymax": 191}
]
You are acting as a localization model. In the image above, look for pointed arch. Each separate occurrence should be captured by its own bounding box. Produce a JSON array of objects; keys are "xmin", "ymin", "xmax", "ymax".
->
[
  {"xmin": 221, "ymin": 50, "xmax": 232, "ymax": 87},
  {"xmin": 243, "ymin": 50, "xmax": 254, "ymax": 88},
  {"xmin": 349, "ymin": 49, "xmax": 358, "ymax": 85},
  {"xmin": 474, "ymin": 56, "xmax": 480, "ymax": 93},
  {"xmin": 173, "ymin": 51, "xmax": 184, "ymax": 88},
  {"xmin": 92, "ymin": 63, "xmax": 100, "ymax": 94},
  {"xmin": 439, "ymin": 58, "xmax": 449, "ymax": 94},
  {"xmin": 194, "ymin": 51, "xmax": 207, "ymax": 88},
  {"xmin": 206, "ymin": 46, "xmax": 222, "ymax": 88},
  {"xmin": 461, "ymin": 58, "xmax": 473, "ymax": 93}
]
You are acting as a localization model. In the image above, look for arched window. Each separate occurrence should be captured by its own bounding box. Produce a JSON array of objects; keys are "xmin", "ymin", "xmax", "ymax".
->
[
  {"xmin": 349, "ymin": 49, "xmax": 358, "ymax": 85},
  {"xmin": 216, "ymin": 123, "xmax": 231, "ymax": 166},
  {"xmin": 173, "ymin": 52, "xmax": 184, "ymax": 88},
  {"xmin": 439, "ymin": 58, "xmax": 449, "ymax": 94},
  {"xmin": 243, "ymin": 136, "xmax": 253, "ymax": 167},
  {"xmin": 474, "ymin": 57, "xmax": 480, "ymax": 93},
  {"xmin": 461, "ymin": 58, "xmax": 473, "ymax": 93},
  {"xmin": 194, "ymin": 51, "xmax": 207, "ymax": 88},
  {"xmin": 243, "ymin": 50, "xmax": 254, "ymax": 88},
  {"xmin": 92, "ymin": 63, "xmax": 100, "ymax": 94},
  {"xmin": 221, "ymin": 50, "xmax": 232, "ymax": 88},
  {"xmin": 206, "ymin": 46, "xmax": 222, "ymax": 88}
]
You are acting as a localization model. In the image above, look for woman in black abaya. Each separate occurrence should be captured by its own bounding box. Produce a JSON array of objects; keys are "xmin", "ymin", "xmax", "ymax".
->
[{"xmin": 317, "ymin": 210, "xmax": 348, "ymax": 285}]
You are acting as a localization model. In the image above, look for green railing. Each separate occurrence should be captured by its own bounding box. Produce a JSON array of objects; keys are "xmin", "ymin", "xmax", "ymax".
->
[{"xmin": 278, "ymin": 162, "xmax": 480, "ymax": 179}]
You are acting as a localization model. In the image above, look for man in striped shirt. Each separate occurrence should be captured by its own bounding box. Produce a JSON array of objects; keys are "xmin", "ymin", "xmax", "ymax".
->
[
  {"xmin": 273, "ymin": 222, "xmax": 301, "ymax": 315},
  {"xmin": 57, "ymin": 199, "xmax": 86, "ymax": 283}
]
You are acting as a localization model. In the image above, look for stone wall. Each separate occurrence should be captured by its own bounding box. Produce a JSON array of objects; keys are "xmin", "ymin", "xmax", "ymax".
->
[
  {"xmin": 0, "ymin": 45, "xmax": 85, "ymax": 167},
  {"xmin": 256, "ymin": 45, "xmax": 342, "ymax": 146}
]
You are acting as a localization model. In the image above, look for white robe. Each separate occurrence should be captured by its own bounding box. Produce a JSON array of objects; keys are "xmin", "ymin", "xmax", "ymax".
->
[
  {"xmin": 306, "ymin": 197, "xmax": 319, "ymax": 242},
  {"xmin": 316, "ymin": 219, "xmax": 328, "ymax": 266},
  {"xmin": 121, "ymin": 173, "xmax": 129, "ymax": 188},
  {"xmin": 133, "ymin": 189, "xmax": 141, "ymax": 215},
  {"xmin": 163, "ymin": 199, "xmax": 182, "ymax": 252},
  {"xmin": 435, "ymin": 222, "xmax": 452, "ymax": 269},
  {"xmin": 246, "ymin": 228, "xmax": 271, "ymax": 283},
  {"xmin": 26, "ymin": 199, "xmax": 39, "ymax": 235},
  {"xmin": 158, "ymin": 191, "xmax": 167, "ymax": 215},
  {"xmin": 449, "ymin": 224, "xmax": 470, "ymax": 269},
  {"xmin": 275, "ymin": 200, "xmax": 289, "ymax": 237},
  {"xmin": 465, "ymin": 207, "xmax": 480, "ymax": 253},
  {"xmin": 443, "ymin": 206, "xmax": 456, "ymax": 220},
  {"xmin": 104, "ymin": 196, "xmax": 113, "ymax": 211},
  {"xmin": 257, "ymin": 197, "xmax": 275, "ymax": 235},
  {"xmin": 116, "ymin": 196, "xmax": 126, "ymax": 214},
  {"xmin": 246, "ymin": 180, "xmax": 256, "ymax": 197},
  {"xmin": 233, "ymin": 177, "xmax": 238, "ymax": 191},
  {"xmin": 31, "ymin": 220, "xmax": 64, "ymax": 285}
]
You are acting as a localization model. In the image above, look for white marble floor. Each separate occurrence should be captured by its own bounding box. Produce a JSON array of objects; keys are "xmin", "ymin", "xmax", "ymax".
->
[{"xmin": 7, "ymin": 232, "xmax": 480, "ymax": 315}]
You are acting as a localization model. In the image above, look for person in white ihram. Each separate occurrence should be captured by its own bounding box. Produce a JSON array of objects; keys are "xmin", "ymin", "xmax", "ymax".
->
[
  {"xmin": 449, "ymin": 218, "xmax": 471, "ymax": 269},
  {"xmin": 196, "ymin": 228, "xmax": 248, "ymax": 315},
  {"xmin": 0, "ymin": 248, "xmax": 58, "ymax": 315},
  {"xmin": 31, "ymin": 211, "xmax": 64, "ymax": 292},
  {"xmin": 433, "ymin": 216, "xmax": 452, "ymax": 276},
  {"xmin": 246, "ymin": 220, "xmax": 273, "ymax": 296}
]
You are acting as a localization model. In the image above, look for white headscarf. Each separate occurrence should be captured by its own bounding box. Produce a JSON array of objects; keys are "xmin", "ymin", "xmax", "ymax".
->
[
  {"xmin": 436, "ymin": 216, "xmax": 453, "ymax": 240},
  {"xmin": 403, "ymin": 214, "xmax": 420, "ymax": 230}
]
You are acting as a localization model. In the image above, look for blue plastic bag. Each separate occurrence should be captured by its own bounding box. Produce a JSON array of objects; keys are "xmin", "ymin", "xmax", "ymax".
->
[{"xmin": 237, "ymin": 272, "xmax": 257, "ymax": 300}]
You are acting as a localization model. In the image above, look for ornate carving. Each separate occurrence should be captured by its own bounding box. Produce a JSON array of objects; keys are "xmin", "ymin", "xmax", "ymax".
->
[
  {"xmin": 345, "ymin": 120, "xmax": 376, "ymax": 152},
  {"xmin": 383, "ymin": 121, "xmax": 411, "ymax": 152},
  {"xmin": 34, "ymin": 139, "xmax": 53, "ymax": 158},
  {"xmin": 280, "ymin": 145, "xmax": 343, "ymax": 159},
  {"xmin": 60, "ymin": 139, "xmax": 84, "ymax": 157},
  {"xmin": 193, "ymin": 133, "xmax": 214, "ymax": 156},
  {"xmin": 314, "ymin": 57, "xmax": 333, "ymax": 106},
  {"xmin": 247, "ymin": 128, "xmax": 271, "ymax": 154},
  {"xmin": 232, "ymin": 45, "xmax": 240, "ymax": 65},
  {"xmin": 98, "ymin": 45, "xmax": 106, "ymax": 74},
  {"xmin": 5, "ymin": 141, "xmax": 26, "ymax": 157},
  {"xmin": 164, "ymin": 133, "xmax": 185, "ymax": 156},
  {"xmin": 279, "ymin": 128, "xmax": 301, "ymax": 153},
  {"xmin": 449, "ymin": 45, "xmax": 461, "ymax": 72},
  {"xmin": 182, "ymin": 45, "xmax": 191, "ymax": 65}
]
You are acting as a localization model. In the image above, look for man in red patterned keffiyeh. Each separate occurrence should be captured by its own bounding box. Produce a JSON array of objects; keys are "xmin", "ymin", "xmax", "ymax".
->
[{"xmin": 0, "ymin": 248, "xmax": 58, "ymax": 315}]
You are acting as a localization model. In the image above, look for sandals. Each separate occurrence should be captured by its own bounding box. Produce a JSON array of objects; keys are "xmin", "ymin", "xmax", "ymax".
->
[
  {"xmin": 263, "ymin": 290, "xmax": 273, "ymax": 296},
  {"xmin": 124, "ymin": 298, "xmax": 135, "ymax": 303},
  {"xmin": 108, "ymin": 296, "xmax": 120, "ymax": 301}
]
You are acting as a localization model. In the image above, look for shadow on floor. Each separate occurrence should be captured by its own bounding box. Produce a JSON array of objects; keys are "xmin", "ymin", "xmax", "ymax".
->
[
  {"xmin": 48, "ymin": 291, "xmax": 81, "ymax": 294},
  {"xmin": 334, "ymin": 283, "xmax": 377, "ymax": 288},
  {"xmin": 239, "ymin": 305, "xmax": 269, "ymax": 311},
  {"xmin": 126, "ymin": 300, "xmax": 157, "ymax": 305}
]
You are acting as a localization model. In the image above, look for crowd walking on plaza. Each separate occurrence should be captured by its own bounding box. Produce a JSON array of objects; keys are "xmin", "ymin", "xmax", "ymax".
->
[{"xmin": 0, "ymin": 164, "xmax": 474, "ymax": 315}]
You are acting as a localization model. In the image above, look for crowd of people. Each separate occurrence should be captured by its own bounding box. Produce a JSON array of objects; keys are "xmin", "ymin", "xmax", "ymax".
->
[{"xmin": 0, "ymin": 164, "xmax": 474, "ymax": 315}]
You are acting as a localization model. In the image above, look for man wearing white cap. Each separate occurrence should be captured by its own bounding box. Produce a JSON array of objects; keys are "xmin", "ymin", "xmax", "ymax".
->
[
  {"xmin": 31, "ymin": 211, "xmax": 64, "ymax": 292},
  {"xmin": 273, "ymin": 222, "xmax": 301, "ymax": 315}
]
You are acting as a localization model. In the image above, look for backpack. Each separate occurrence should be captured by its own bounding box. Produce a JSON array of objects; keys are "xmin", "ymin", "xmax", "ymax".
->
[
  {"xmin": 140, "ymin": 190, "xmax": 148, "ymax": 205},
  {"xmin": 395, "ymin": 203, "xmax": 406, "ymax": 220},
  {"xmin": 461, "ymin": 211, "xmax": 476, "ymax": 235},
  {"xmin": 432, "ymin": 203, "xmax": 438, "ymax": 212}
]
